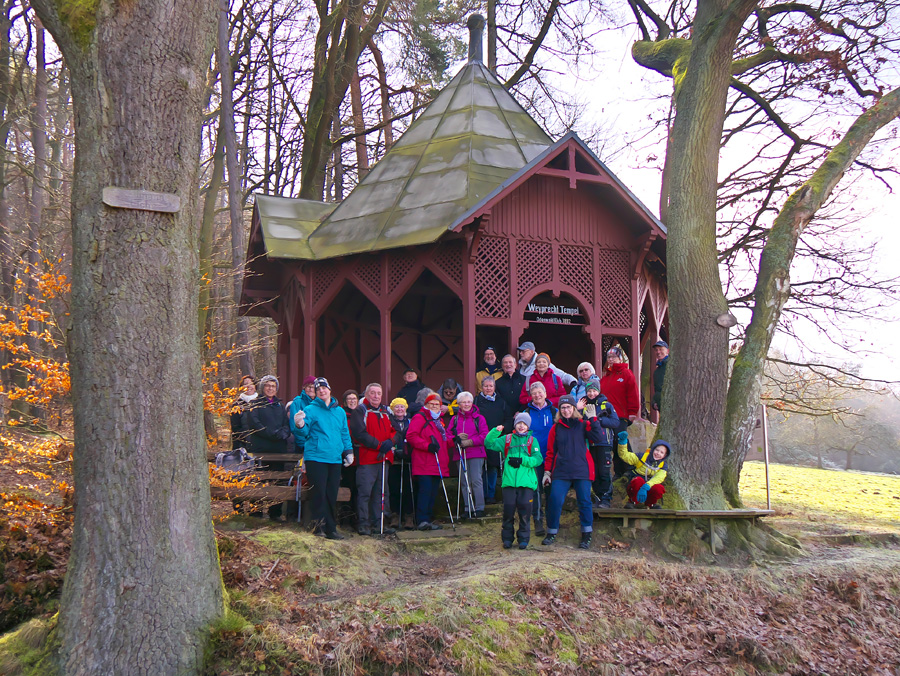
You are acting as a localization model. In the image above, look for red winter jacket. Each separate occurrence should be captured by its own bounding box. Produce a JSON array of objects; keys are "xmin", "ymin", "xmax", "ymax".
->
[
  {"xmin": 519, "ymin": 368, "xmax": 568, "ymax": 406},
  {"xmin": 349, "ymin": 399, "xmax": 395, "ymax": 465},
  {"xmin": 600, "ymin": 363, "xmax": 640, "ymax": 420},
  {"xmin": 406, "ymin": 408, "xmax": 451, "ymax": 477}
]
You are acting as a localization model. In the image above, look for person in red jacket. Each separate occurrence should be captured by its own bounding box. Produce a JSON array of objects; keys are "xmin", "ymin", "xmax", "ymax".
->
[
  {"xmin": 519, "ymin": 353, "xmax": 568, "ymax": 407},
  {"xmin": 406, "ymin": 392, "xmax": 452, "ymax": 530},
  {"xmin": 599, "ymin": 345, "xmax": 641, "ymax": 480},
  {"xmin": 349, "ymin": 383, "xmax": 396, "ymax": 536}
]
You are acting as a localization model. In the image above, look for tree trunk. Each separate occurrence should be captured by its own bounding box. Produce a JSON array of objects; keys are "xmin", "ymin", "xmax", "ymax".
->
[
  {"xmin": 350, "ymin": 66, "xmax": 368, "ymax": 178},
  {"xmin": 198, "ymin": 123, "xmax": 225, "ymax": 338},
  {"xmin": 721, "ymin": 86, "xmax": 900, "ymax": 505},
  {"xmin": 217, "ymin": 0, "xmax": 252, "ymax": 378},
  {"xmin": 654, "ymin": 0, "xmax": 757, "ymax": 509},
  {"xmin": 29, "ymin": 1, "xmax": 224, "ymax": 673},
  {"xmin": 487, "ymin": 0, "xmax": 496, "ymax": 72},
  {"xmin": 368, "ymin": 38, "xmax": 392, "ymax": 149}
]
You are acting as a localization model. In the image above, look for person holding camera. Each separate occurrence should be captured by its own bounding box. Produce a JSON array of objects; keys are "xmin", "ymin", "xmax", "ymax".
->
[{"xmin": 484, "ymin": 412, "xmax": 542, "ymax": 550}]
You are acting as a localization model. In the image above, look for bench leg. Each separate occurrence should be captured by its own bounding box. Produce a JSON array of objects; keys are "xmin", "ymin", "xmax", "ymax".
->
[{"xmin": 709, "ymin": 517, "xmax": 716, "ymax": 555}]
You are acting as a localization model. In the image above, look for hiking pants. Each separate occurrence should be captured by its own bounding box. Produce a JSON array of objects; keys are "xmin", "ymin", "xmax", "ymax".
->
[
  {"xmin": 356, "ymin": 462, "xmax": 390, "ymax": 531},
  {"xmin": 305, "ymin": 460, "xmax": 341, "ymax": 535},
  {"xmin": 502, "ymin": 487, "xmax": 534, "ymax": 545},
  {"xmin": 546, "ymin": 478, "xmax": 593, "ymax": 534}
]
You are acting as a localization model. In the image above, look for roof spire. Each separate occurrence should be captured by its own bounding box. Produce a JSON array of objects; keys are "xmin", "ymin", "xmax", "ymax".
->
[{"xmin": 467, "ymin": 14, "xmax": 485, "ymax": 64}]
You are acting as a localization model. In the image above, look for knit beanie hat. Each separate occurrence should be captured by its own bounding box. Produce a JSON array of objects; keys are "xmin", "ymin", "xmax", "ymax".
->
[
  {"xmin": 390, "ymin": 397, "xmax": 408, "ymax": 409},
  {"xmin": 258, "ymin": 374, "xmax": 278, "ymax": 390},
  {"xmin": 536, "ymin": 352, "xmax": 551, "ymax": 365},
  {"xmin": 424, "ymin": 393, "xmax": 442, "ymax": 406},
  {"xmin": 514, "ymin": 411, "xmax": 532, "ymax": 428},
  {"xmin": 302, "ymin": 375, "xmax": 316, "ymax": 387},
  {"xmin": 558, "ymin": 394, "xmax": 577, "ymax": 408},
  {"xmin": 585, "ymin": 380, "xmax": 600, "ymax": 393}
]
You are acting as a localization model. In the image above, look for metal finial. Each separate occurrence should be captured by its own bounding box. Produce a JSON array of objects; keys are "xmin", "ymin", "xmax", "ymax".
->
[{"xmin": 467, "ymin": 14, "xmax": 485, "ymax": 63}]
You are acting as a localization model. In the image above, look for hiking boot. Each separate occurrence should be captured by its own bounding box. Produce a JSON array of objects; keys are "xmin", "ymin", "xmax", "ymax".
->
[
  {"xmin": 358, "ymin": 527, "xmax": 372, "ymax": 536},
  {"xmin": 418, "ymin": 521, "xmax": 433, "ymax": 531},
  {"xmin": 541, "ymin": 534, "xmax": 556, "ymax": 546},
  {"xmin": 475, "ymin": 510, "xmax": 486, "ymax": 518},
  {"xmin": 579, "ymin": 532, "xmax": 592, "ymax": 550},
  {"xmin": 535, "ymin": 521, "xmax": 546, "ymax": 536},
  {"xmin": 378, "ymin": 526, "xmax": 397, "ymax": 535},
  {"xmin": 403, "ymin": 516, "xmax": 416, "ymax": 530},
  {"xmin": 599, "ymin": 499, "xmax": 611, "ymax": 509},
  {"xmin": 503, "ymin": 541, "xmax": 513, "ymax": 549},
  {"xmin": 624, "ymin": 502, "xmax": 637, "ymax": 510},
  {"xmin": 325, "ymin": 531, "xmax": 345, "ymax": 541},
  {"xmin": 518, "ymin": 541, "xmax": 529, "ymax": 550},
  {"xmin": 650, "ymin": 504, "xmax": 662, "ymax": 510}
]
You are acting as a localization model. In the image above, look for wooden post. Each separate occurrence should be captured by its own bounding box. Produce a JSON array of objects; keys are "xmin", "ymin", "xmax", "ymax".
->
[
  {"xmin": 380, "ymin": 306, "xmax": 391, "ymax": 396},
  {"xmin": 462, "ymin": 255, "xmax": 477, "ymax": 393}
]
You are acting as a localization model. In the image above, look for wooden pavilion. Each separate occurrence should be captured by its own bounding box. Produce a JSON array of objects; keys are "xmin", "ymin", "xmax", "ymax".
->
[{"xmin": 241, "ymin": 16, "xmax": 668, "ymax": 399}]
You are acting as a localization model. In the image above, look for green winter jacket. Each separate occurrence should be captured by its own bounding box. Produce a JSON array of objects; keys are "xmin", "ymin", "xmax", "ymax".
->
[{"xmin": 485, "ymin": 428, "xmax": 542, "ymax": 490}]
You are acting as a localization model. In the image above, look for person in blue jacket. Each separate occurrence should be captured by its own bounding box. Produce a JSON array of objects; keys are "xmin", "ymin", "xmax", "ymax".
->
[{"xmin": 294, "ymin": 377, "xmax": 354, "ymax": 540}]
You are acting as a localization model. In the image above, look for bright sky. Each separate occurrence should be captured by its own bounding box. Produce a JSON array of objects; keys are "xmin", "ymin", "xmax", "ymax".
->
[{"xmin": 515, "ymin": 22, "xmax": 900, "ymax": 384}]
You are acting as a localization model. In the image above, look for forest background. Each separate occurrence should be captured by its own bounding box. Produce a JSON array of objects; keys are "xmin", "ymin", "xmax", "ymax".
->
[{"xmin": 0, "ymin": 0, "xmax": 897, "ymax": 473}]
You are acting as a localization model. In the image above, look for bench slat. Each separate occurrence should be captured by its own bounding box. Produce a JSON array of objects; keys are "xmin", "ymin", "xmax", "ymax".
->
[{"xmin": 210, "ymin": 485, "xmax": 351, "ymax": 502}]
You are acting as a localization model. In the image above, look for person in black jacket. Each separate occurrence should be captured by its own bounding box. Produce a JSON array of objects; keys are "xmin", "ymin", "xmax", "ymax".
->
[
  {"xmin": 576, "ymin": 381, "xmax": 620, "ymax": 509},
  {"xmin": 495, "ymin": 353, "xmax": 526, "ymax": 416},
  {"xmin": 396, "ymin": 368, "xmax": 426, "ymax": 404},
  {"xmin": 245, "ymin": 374, "xmax": 292, "ymax": 520},
  {"xmin": 475, "ymin": 376, "xmax": 510, "ymax": 504},
  {"xmin": 387, "ymin": 397, "xmax": 414, "ymax": 529},
  {"xmin": 230, "ymin": 375, "xmax": 261, "ymax": 451}
]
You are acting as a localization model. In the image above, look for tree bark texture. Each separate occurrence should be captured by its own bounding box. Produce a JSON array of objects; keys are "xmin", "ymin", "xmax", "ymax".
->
[
  {"xmin": 0, "ymin": 1, "xmax": 13, "ymax": 304},
  {"xmin": 721, "ymin": 86, "xmax": 900, "ymax": 505},
  {"xmin": 29, "ymin": 1, "xmax": 224, "ymax": 674},
  {"xmin": 652, "ymin": 0, "xmax": 758, "ymax": 508},
  {"xmin": 198, "ymin": 123, "xmax": 225, "ymax": 339}
]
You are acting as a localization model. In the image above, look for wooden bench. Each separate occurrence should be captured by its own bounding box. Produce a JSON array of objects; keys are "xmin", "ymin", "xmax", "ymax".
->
[
  {"xmin": 208, "ymin": 452, "xmax": 350, "ymax": 523},
  {"xmin": 592, "ymin": 508, "xmax": 774, "ymax": 555}
]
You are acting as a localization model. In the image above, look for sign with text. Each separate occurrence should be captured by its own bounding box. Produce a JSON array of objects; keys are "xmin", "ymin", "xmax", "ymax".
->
[
  {"xmin": 524, "ymin": 298, "xmax": 586, "ymax": 325},
  {"xmin": 102, "ymin": 187, "xmax": 181, "ymax": 213}
]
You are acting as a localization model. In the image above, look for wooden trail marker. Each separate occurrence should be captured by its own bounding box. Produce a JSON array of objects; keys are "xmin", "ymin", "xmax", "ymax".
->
[{"xmin": 102, "ymin": 187, "xmax": 181, "ymax": 213}]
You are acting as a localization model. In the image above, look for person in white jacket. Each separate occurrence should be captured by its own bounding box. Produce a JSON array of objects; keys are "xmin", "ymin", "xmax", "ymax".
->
[{"xmin": 516, "ymin": 341, "xmax": 575, "ymax": 387}]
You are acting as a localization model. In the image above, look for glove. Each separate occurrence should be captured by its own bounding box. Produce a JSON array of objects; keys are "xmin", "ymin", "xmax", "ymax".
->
[
  {"xmin": 428, "ymin": 440, "xmax": 439, "ymax": 455},
  {"xmin": 584, "ymin": 404, "xmax": 596, "ymax": 418},
  {"xmin": 460, "ymin": 438, "xmax": 474, "ymax": 449},
  {"xmin": 452, "ymin": 435, "xmax": 463, "ymax": 446},
  {"xmin": 377, "ymin": 439, "xmax": 393, "ymax": 460},
  {"xmin": 617, "ymin": 431, "xmax": 628, "ymax": 445},
  {"xmin": 458, "ymin": 432, "xmax": 469, "ymax": 441},
  {"xmin": 507, "ymin": 457, "xmax": 522, "ymax": 469},
  {"xmin": 343, "ymin": 453, "xmax": 354, "ymax": 467},
  {"xmin": 293, "ymin": 409, "xmax": 306, "ymax": 428},
  {"xmin": 279, "ymin": 428, "xmax": 291, "ymax": 441},
  {"xmin": 542, "ymin": 471, "xmax": 552, "ymax": 487},
  {"xmin": 636, "ymin": 484, "xmax": 649, "ymax": 503}
]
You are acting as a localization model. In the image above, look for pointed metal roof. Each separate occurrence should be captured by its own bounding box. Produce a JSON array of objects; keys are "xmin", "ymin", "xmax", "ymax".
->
[{"xmin": 252, "ymin": 17, "xmax": 553, "ymax": 261}]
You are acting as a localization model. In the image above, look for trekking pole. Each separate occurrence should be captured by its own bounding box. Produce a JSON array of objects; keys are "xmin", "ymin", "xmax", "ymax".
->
[
  {"xmin": 398, "ymin": 456, "xmax": 405, "ymax": 527},
  {"xmin": 456, "ymin": 449, "xmax": 462, "ymax": 520},
  {"xmin": 432, "ymin": 435, "xmax": 455, "ymax": 529},
  {"xmin": 460, "ymin": 445, "xmax": 475, "ymax": 519},
  {"xmin": 380, "ymin": 459, "xmax": 386, "ymax": 536}
]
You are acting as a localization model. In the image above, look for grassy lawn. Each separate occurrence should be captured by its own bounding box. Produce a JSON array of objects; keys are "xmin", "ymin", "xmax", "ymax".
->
[{"xmin": 740, "ymin": 460, "xmax": 900, "ymax": 534}]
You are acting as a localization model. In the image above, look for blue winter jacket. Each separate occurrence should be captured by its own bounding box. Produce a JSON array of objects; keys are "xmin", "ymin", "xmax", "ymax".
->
[
  {"xmin": 294, "ymin": 396, "xmax": 353, "ymax": 464},
  {"xmin": 526, "ymin": 401, "xmax": 556, "ymax": 459}
]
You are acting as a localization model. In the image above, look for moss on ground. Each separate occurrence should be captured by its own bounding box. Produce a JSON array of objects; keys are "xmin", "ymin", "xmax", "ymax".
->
[{"xmin": 0, "ymin": 617, "xmax": 58, "ymax": 676}]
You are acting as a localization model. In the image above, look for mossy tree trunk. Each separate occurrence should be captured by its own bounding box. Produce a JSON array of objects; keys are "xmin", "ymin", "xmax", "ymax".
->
[
  {"xmin": 638, "ymin": 0, "xmax": 758, "ymax": 510},
  {"xmin": 29, "ymin": 1, "xmax": 224, "ymax": 673},
  {"xmin": 721, "ymin": 87, "xmax": 900, "ymax": 505}
]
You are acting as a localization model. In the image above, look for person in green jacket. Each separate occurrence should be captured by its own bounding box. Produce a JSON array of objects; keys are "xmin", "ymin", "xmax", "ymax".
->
[{"xmin": 485, "ymin": 411, "xmax": 543, "ymax": 550}]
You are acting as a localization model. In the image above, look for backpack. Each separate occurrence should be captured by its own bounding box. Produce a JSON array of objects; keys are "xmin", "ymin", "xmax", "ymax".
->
[
  {"xmin": 504, "ymin": 433, "xmax": 534, "ymax": 459},
  {"xmin": 215, "ymin": 447, "xmax": 262, "ymax": 475}
]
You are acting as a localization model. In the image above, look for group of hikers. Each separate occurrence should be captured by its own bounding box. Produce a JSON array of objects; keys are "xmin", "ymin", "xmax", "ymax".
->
[{"xmin": 229, "ymin": 340, "xmax": 672, "ymax": 549}]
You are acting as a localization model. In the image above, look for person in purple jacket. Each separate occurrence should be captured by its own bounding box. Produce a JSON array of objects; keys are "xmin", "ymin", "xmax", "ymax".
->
[{"xmin": 448, "ymin": 391, "xmax": 489, "ymax": 517}]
